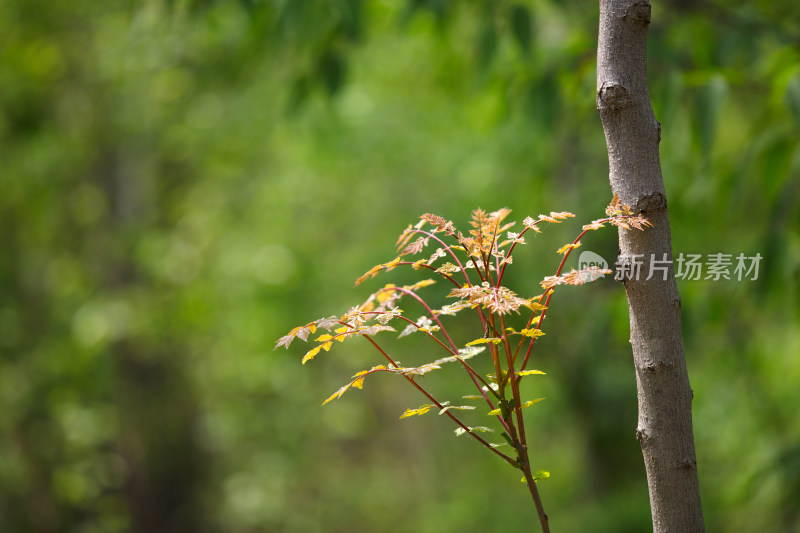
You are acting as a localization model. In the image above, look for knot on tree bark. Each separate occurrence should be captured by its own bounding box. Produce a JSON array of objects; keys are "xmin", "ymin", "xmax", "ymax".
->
[
  {"xmin": 597, "ymin": 82, "xmax": 633, "ymax": 111},
  {"xmin": 625, "ymin": 1, "xmax": 651, "ymax": 24},
  {"xmin": 639, "ymin": 359, "xmax": 674, "ymax": 374},
  {"xmin": 635, "ymin": 427, "xmax": 651, "ymax": 446},
  {"xmin": 634, "ymin": 191, "xmax": 667, "ymax": 215}
]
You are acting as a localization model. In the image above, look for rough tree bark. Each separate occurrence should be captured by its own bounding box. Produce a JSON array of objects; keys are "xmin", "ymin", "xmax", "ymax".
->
[{"xmin": 596, "ymin": 1, "xmax": 705, "ymax": 531}]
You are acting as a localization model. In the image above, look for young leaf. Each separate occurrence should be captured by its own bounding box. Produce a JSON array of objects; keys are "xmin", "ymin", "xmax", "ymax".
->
[
  {"xmin": 322, "ymin": 383, "xmax": 352, "ymax": 405},
  {"xmin": 439, "ymin": 405, "xmax": 476, "ymax": 415},
  {"xmin": 354, "ymin": 264, "xmax": 384, "ymax": 286},
  {"xmin": 522, "ymin": 216, "xmax": 542, "ymax": 232},
  {"xmin": 399, "ymin": 404, "xmax": 436, "ymax": 419},
  {"xmin": 274, "ymin": 334, "xmax": 294, "ymax": 350},
  {"xmin": 296, "ymin": 324, "xmax": 317, "ymax": 341},
  {"xmin": 518, "ymin": 370, "xmax": 546, "ymax": 376},
  {"xmin": 556, "ymin": 242, "xmax": 581, "ymax": 255},
  {"xmin": 400, "ymin": 236, "xmax": 427, "ymax": 256},
  {"xmin": 582, "ymin": 220, "xmax": 606, "ymax": 231},
  {"xmin": 351, "ymin": 370, "xmax": 369, "ymax": 389},
  {"xmin": 466, "ymin": 337, "xmax": 503, "ymax": 346},
  {"xmin": 302, "ymin": 345, "xmax": 323, "ymax": 364},
  {"xmin": 435, "ymin": 262, "xmax": 460, "ymax": 274},
  {"xmin": 316, "ymin": 316, "xmax": 340, "ymax": 330},
  {"xmin": 455, "ymin": 426, "xmax": 494, "ymax": 436},
  {"xmin": 521, "ymin": 398, "xmax": 545, "ymax": 409},
  {"xmin": 541, "ymin": 267, "xmax": 611, "ymax": 289},
  {"xmin": 405, "ymin": 279, "xmax": 436, "ymax": 291}
]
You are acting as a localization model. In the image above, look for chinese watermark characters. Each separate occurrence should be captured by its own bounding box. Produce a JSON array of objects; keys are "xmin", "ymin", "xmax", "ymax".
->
[{"xmin": 607, "ymin": 252, "xmax": 763, "ymax": 281}]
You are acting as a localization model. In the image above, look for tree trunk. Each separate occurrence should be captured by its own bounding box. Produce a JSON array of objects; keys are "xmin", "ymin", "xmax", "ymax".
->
[{"xmin": 596, "ymin": 1, "xmax": 705, "ymax": 531}]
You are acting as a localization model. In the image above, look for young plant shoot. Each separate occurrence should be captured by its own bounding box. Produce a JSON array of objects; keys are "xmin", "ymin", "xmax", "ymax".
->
[{"xmin": 275, "ymin": 196, "xmax": 651, "ymax": 533}]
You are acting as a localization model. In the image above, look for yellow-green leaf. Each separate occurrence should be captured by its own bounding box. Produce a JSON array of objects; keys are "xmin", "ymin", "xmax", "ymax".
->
[
  {"xmin": 521, "ymin": 398, "xmax": 545, "ymax": 408},
  {"xmin": 522, "ymin": 470, "xmax": 551, "ymax": 483},
  {"xmin": 407, "ymin": 279, "xmax": 436, "ymax": 291},
  {"xmin": 350, "ymin": 371, "xmax": 368, "ymax": 390},
  {"xmin": 384, "ymin": 256, "xmax": 402, "ymax": 271},
  {"xmin": 520, "ymin": 328, "xmax": 545, "ymax": 338},
  {"xmin": 321, "ymin": 383, "xmax": 350, "ymax": 405},
  {"xmin": 556, "ymin": 242, "xmax": 581, "ymax": 255},
  {"xmin": 302, "ymin": 345, "xmax": 322, "ymax": 364},
  {"xmin": 399, "ymin": 404, "xmax": 435, "ymax": 419},
  {"xmin": 525, "ymin": 301, "xmax": 547, "ymax": 312},
  {"xmin": 466, "ymin": 338, "xmax": 503, "ymax": 346},
  {"xmin": 518, "ymin": 370, "xmax": 546, "ymax": 376},
  {"xmin": 487, "ymin": 408, "xmax": 502, "ymax": 416},
  {"xmin": 354, "ymin": 264, "xmax": 383, "ymax": 286}
]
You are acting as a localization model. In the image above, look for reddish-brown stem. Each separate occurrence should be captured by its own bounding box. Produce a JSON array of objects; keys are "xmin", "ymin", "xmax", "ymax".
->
[
  {"xmin": 384, "ymin": 287, "xmax": 496, "ymax": 397},
  {"xmin": 518, "ymin": 218, "xmax": 623, "ymax": 371},
  {"xmin": 351, "ymin": 311, "xmax": 455, "ymax": 355},
  {"xmin": 496, "ymin": 220, "xmax": 547, "ymax": 285},
  {"xmin": 495, "ymin": 312, "xmax": 549, "ymax": 533},
  {"xmin": 362, "ymin": 335, "xmax": 517, "ymax": 466},
  {"xmin": 521, "ymin": 460, "xmax": 550, "ymax": 533},
  {"xmin": 394, "ymin": 261, "xmax": 463, "ymax": 288},
  {"xmin": 398, "ymin": 229, "xmax": 472, "ymax": 284},
  {"xmin": 348, "ymin": 311, "xmax": 504, "ymax": 423}
]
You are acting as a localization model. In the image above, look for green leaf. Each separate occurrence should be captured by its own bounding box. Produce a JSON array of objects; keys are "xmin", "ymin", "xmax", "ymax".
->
[
  {"xmin": 521, "ymin": 398, "xmax": 545, "ymax": 408},
  {"xmin": 399, "ymin": 403, "xmax": 436, "ymax": 419},
  {"xmin": 787, "ymin": 74, "xmax": 800, "ymax": 128},
  {"xmin": 466, "ymin": 337, "xmax": 502, "ymax": 346},
  {"xmin": 534, "ymin": 470, "xmax": 551, "ymax": 482},
  {"xmin": 318, "ymin": 50, "xmax": 346, "ymax": 95},
  {"xmin": 521, "ymin": 470, "xmax": 551, "ymax": 483},
  {"xmin": 510, "ymin": 4, "xmax": 533, "ymax": 54},
  {"xmin": 518, "ymin": 370, "xmax": 546, "ymax": 377},
  {"xmin": 476, "ymin": 21, "xmax": 497, "ymax": 68}
]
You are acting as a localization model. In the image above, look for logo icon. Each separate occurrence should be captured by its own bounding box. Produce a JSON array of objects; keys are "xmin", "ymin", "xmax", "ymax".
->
[{"xmin": 578, "ymin": 251, "xmax": 609, "ymax": 281}]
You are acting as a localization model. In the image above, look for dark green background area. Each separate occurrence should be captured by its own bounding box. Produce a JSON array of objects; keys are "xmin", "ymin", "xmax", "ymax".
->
[{"xmin": 1, "ymin": 1, "xmax": 798, "ymax": 532}]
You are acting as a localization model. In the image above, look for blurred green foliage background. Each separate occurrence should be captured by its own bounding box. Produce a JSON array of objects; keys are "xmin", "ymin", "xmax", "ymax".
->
[{"xmin": 1, "ymin": 0, "xmax": 798, "ymax": 532}]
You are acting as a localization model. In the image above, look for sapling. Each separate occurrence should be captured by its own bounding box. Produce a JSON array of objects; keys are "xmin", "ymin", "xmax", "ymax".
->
[{"xmin": 275, "ymin": 196, "xmax": 651, "ymax": 532}]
